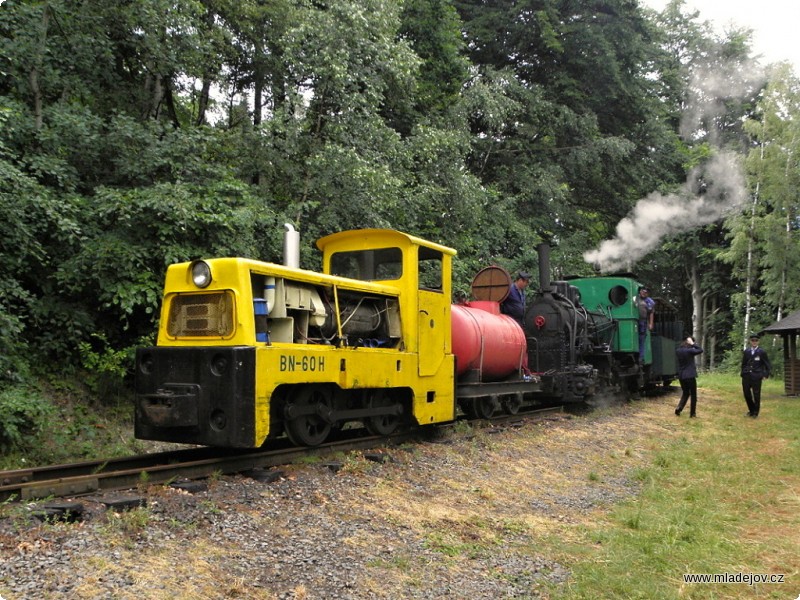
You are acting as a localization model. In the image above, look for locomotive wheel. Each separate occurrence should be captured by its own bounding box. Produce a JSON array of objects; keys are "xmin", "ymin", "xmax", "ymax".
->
[
  {"xmin": 458, "ymin": 399, "xmax": 478, "ymax": 420},
  {"xmin": 503, "ymin": 394, "xmax": 522, "ymax": 415},
  {"xmin": 474, "ymin": 395, "xmax": 498, "ymax": 419},
  {"xmin": 365, "ymin": 390, "xmax": 401, "ymax": 436},
  {"xmin": 285, "ymin": 385, "xmax": 333, "ymax": 447}
]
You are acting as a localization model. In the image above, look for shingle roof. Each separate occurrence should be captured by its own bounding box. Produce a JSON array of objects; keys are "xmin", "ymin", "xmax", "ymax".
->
[{"xmin": 761, "ymin": 309, "xmax": 800, "ymax": 334}]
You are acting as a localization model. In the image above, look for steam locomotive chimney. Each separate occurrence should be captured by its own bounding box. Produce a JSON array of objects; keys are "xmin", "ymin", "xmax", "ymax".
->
[
  {"xmin": 536, "ymin": 243, "xmax": 551, "ymax": 293},
  {"xmin": 283, "ymin": 223, "xmax": 300, "ymax": 268}
]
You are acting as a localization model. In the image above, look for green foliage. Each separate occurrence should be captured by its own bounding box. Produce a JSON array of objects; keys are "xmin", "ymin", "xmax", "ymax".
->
[
  {"xmin": 0, "ymin": 375, "xmax": 161, "ymax": 469},
  {"xmin": 718, "ymin": 64, "xmax": 800, "ymax": 348},
  {"xmin": 0, "ymin": 305, "xmax": 28, "ymax": 383},
  {"xmin": 0, "ymin": 101, "xmax": 83, "ymax": 377},
  {"xmin": 455, "ymin": 0, "xmax": 680, "ymax": 242},
  {"xmin": 78, "ymin": 334, "xmax": 137, "ymax": 402},
  {"xmin": 0, "ymin": 386, "xmax": 54, "ymax": 452},
  {"xmin": 395, "ymin": 0, "xmax": 470, "ymax": 131},
  {"xmin": 0, "ymin": 0, "xmax": 792, "ymax": 402},
  {"xmin": 743, "ymin": 65, "xmax": 800, "ymax": 317}
]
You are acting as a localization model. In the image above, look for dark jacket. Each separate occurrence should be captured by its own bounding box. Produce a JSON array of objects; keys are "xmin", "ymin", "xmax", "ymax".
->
[
  {"xmin": 741, "ymin": 346, "xmax": 771, "ymax": 379},
  {"xmin": 501, "ymin": 283, "xmax": 526, "ymax": 324},
  {"xmin": 676, "ymin": 344, "xmax": 703, "ymax": 380}
]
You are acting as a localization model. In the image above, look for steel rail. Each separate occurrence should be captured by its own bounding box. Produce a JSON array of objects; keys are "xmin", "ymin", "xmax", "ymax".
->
[
  {"xmin": 0, "ymin": 405, "xmax": 564, "ymax": 503},
  {"xmin": 0, "ymin": 432, "xmax": 417, "ymax": 502}
]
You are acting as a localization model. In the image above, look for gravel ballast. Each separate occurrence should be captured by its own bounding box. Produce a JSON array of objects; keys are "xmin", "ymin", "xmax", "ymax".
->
[{"xmin": 0, "ymin": 397, "xmax": 677, "ymax": 599}]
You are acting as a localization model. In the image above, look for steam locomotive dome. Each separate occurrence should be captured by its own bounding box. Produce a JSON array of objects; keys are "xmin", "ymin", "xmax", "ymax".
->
[{"xmin": 450, "ymin": 266, "xmax": 527, "ymax": 381}]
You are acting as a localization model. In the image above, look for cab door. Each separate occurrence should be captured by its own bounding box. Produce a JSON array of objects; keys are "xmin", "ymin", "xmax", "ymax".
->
[{"xmin": 418, "ymin": 289, "xmax": 446, "ymax": 376}]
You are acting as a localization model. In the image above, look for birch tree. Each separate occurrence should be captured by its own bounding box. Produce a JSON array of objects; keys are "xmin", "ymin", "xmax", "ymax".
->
[{"xmin": 742, "ymin": 64, "xmax": 800, "ymax": 335}]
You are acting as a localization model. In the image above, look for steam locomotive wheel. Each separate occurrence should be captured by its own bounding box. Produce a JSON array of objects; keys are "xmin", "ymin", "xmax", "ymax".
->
[
  {"xmin": 285, "ymin": 385, "xmax": 333, "ymax": 447},
  {"xmin": 365, "ymin": 390, "xmax": 400, "ymax": 436}
]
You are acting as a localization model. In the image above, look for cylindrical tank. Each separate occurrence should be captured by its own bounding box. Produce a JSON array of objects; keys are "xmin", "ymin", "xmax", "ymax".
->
[{"xmin": 451, "ymin": 302, "xmax": 527, "ymax": 381}]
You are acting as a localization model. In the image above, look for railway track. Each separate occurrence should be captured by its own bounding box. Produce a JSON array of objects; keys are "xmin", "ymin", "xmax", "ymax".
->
[{"xmin": 0, "ymin": 406, "xmax": 564, "ymax": 504}]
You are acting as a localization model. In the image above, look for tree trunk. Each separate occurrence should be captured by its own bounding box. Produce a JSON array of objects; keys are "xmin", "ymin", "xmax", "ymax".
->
[
  {"xmin": 142, "ymin": 73, "xmax": 165, "ymax": 120},
  {"xmin": 776, "ymin": 145, "xmax": 795, "ymax": 325},
  {"xmin": 690, "ymin": 257, "xmax": 702, "ymax": 343},
  {"xmin": 252, "ymin": 43, "xmax": 264, "ymax": 186},
  {"xmin": 162, "ymin": 76, "xmax": 181, "ymax": 128},
  {"xmin": 253, "ymin": 41, "xmax": 264, "ymax": 128},
  {"xmin": 743, "ymin": 143, "xmax": 764, "ymax": 349},
  {"xmin": 700, "ymin": 289, "xmax": 709, "ymax": 370},
  {"xmin": 151, "ymin": 75, "xmax": 163, "ymax": 120},
  {"xmin": 710, "ymin": 294, "xmax": 718, "ymax": 370},
  {"xmin": 743, "ymin": 191, "xmax": 757, "ymax": 348},
  {"xmin": 196, "ymin": 79, "xmax": 211, "ymax": 126}
]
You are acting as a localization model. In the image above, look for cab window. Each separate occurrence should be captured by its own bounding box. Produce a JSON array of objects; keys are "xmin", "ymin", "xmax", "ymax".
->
[
  {"xmin": 419, "ymin": 247, "xmax": 443, "ymax": 292},
  {"xmin": 330, "ymin": 248, "xmax": 403, "ymax": 281}
]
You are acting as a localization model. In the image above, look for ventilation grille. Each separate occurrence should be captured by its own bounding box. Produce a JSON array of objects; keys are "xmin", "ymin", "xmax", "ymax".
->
[{"xmin": 167, "ymin": 292, "xmax": 234, "ymax": 337}]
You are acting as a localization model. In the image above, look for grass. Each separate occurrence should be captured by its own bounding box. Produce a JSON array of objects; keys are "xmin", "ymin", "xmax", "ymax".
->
[
  {"xmin": 101, "ymin": 506, "xmax": 151, "ymax": 540},
  {"xmin": 548, "ymin": 372, "xmax": 800, "ymax": 599}
]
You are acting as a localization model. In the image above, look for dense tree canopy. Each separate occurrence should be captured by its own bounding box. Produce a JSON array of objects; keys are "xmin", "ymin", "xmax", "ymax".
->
[{"xmin": 0, "ymin": 0, "xmax": 798, "ymax": 390}]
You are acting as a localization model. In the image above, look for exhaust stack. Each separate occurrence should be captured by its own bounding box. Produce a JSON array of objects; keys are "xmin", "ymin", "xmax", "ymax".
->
[
  {"xmin": 283, "ymin": 223, "xmax": 300, "ymax": 268},
  {"xmin": 536, "ymin": 243, "xmax": 551, "ymax": 293}
]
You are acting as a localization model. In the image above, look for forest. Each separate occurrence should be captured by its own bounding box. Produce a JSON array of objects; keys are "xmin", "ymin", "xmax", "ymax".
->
[{"xmin": 1, "ymin": 0, "xmax": 799, "ymax": 447}]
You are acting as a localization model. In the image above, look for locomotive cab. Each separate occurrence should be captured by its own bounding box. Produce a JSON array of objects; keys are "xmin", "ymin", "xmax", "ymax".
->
[{"xmin": 568, "ymin": 276, "xmax": 682, "ymax": 391}]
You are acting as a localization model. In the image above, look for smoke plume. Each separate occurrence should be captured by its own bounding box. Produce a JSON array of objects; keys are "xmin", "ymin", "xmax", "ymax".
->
[
  {"xmin": 583, "ymin": 151, "xmax": 746, "ymax": 272},
  {"xmin": 584, "ymin": 58, "xmax": 765, "ymax": 273}
]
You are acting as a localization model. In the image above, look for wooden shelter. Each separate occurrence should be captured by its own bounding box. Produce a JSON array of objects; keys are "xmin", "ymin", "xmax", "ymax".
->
[{"xmin": 761, "ymin": 309, "xmax": 800, "ymax": 396}]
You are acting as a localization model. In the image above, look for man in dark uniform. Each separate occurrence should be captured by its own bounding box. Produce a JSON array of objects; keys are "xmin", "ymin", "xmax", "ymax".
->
[
  {"xmin": 637, "ymin": 287, "xmax": 655, "ymax": 363},
  {"xmin": 501, "ymin": 272, "xmax": 531, "ymax": 326},
  {"xmin": 741, "ymin": 334, "xmax": 771, "ymax": 418},
  {"xmin": 675, "ymin": 337, "xmax": 704, "ymax": 417}
]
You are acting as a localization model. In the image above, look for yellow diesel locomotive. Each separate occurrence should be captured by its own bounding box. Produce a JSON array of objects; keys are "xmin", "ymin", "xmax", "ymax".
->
[{"xmin": 135, "ymin": 228, "xmax": 464, "ymax": 447}]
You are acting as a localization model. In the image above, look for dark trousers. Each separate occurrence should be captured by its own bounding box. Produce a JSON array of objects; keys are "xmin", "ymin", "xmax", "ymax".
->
[
  {"xmin": 638, "ymin": 320, "xmax": 647, "ymax": 361},
  {"xmin": 676, "ymin": 378, "xmax": 697, "ymax": 416},
  {"xmin": 742, "ymin": 375, "xmax": 763, "ymax": 415}
]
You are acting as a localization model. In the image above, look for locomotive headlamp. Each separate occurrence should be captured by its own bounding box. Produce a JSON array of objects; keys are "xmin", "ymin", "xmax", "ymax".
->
[{"xmin": 191, "ymin": 260, "xmax": 212, "ymax": 288}]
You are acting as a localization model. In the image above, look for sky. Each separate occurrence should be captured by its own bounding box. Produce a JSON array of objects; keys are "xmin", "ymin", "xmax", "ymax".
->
[{"xmin": 642, "ymin": 0, "xmax": 800, "ymax": 71}]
